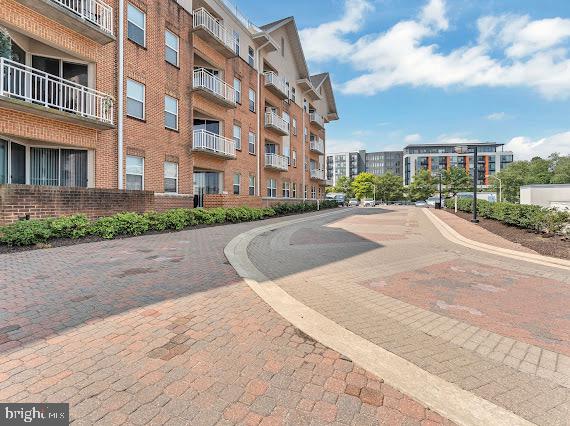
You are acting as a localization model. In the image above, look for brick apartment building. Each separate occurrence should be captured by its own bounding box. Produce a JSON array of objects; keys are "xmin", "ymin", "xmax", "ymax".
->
[{"xmin": 0, "ymin": 0, "xmax": 338, "ymax": 223}]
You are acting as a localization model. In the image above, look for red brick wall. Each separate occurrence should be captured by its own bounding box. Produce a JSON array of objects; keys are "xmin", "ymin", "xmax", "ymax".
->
[
  {"xmin": 203, "ymin": 194, "xmax": 262, "ymax": 209},
  {"xmin": 0, "ymin": 185, "xmax": 193, "ymax": 224}
]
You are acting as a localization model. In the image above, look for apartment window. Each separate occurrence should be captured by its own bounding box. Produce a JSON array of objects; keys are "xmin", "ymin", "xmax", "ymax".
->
[
  {"xmin": 126, "ymin": 155, "xmax": 144, "ymax": 190},
  {"xmin": 291, "ymin": 87, "xmax": 296, "ymax": 103},
  {"xmin": 248, "ymin": 88, "xmax": 255, "ymax": 112},
  {"xmin": 267, "ymin": 179, "xmax": 276, "ymax": 198},
  {"xmin": 233, "ymin": 173, "xmax": 240, "ymax": 195},
  {"xmin": 249, "ymin": 175, "xmax": 255, "ymax": 196},
  {"xmin": 311, "ymin": 186, "xmax": 316, "ymax": 199},
  {"xmin": 304, "ymin": 185, "xmax": 307, "ymax": 199},
  {"xmin": 282, "ymin": 181, "xmax": 290, "ymax": 198},
  {"xmin": 304, "ymin": 127, "xmax": 308, "ymax": 143},
  {"xmin": 127, "ymin": 79, "xmax": 145, "ymax": 119},
  {"xmin": 292, "ymin": 150, "xmax": 297, "ymax": 167},
  {"xmin": 292, "ymin": 118, "xmax": 297, "ymax": 135},
  {"xmin": 303, "ymin": 98, "xmax": 308, "ymax": 112},
  {"xmin": 292, "ymin": 183, "xmax": 297, "ymax": 198},
  {"xmin": 248, "ymin": 132, "xmax": 256, "ymax": 154},
  {"xmin": 164, "ymin": 161, "xmax": 178, "ymax": 193},
  {"xmin": 164, "ymin": 95, "xmax": 178, "ymax": 130},
  {"xmin": 281, "ymin": 37, "xmax": 285, "ymax": 57},
  {"xmin": 165, "ymin": 30, "xmax": 179, "ymax": 66},
  {"xmin": 234, "ymin": 31, "xmax": 240, "ymax": 56},
  {"xmin": 127, "ymin": 3, "xmax": 146, "ymax": 47},
  {"xmin": 234, "ymin": 78, "xmax": 241, "ymax": 104},
  {"xmin": 233, "ymin": 124, "xmax": 242, "ymax": 150},
  {"xmin": 248, "ymin": 46, "xmax": 255, "ymax": 67}
]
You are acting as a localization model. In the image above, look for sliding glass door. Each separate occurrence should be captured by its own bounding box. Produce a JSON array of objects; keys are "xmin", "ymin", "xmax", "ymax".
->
[
  {"xmin": 0, "ymin": 140, "xmax": 7, "ymax": 184},
  {"xmin": 10, "ymin": 143, "xmax": 26, "ymax": 184}
]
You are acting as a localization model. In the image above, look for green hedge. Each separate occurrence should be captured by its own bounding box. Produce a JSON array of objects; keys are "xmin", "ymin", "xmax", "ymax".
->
[
  {"xmin": 0, "ymin": 201, "xmax": 338, "ymax": 247},
  {"xmin": 445, "ymin": 198, "xmax": 569, "ymax": 234}
]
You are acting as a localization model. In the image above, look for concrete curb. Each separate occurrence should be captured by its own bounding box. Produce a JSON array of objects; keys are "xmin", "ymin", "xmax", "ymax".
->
[
  {"xmin": 424, "ymin": 209, "xmax": 570, "ymax": 271},
  {"xmin": 224, "ymin": 210, "xmax": 533, "ymax": 426}
]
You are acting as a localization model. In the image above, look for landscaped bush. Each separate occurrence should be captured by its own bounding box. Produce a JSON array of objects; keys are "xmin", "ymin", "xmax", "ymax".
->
[
  {"xmin": 445, "ymin": 198, "xmax": 569, "ymax": 235},
  {"xmin": 0, "ymin": 202, "xmax": 332, "ymax": 247}
]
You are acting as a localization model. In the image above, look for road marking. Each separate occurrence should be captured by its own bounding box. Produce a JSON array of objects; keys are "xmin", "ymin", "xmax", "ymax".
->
[
  {"xmin": 225, "ymin": 212, "xmax": 534, "ymax": 426},
  {"xmin": 424, "ymin": 209, "xmax": 570, "ymax": 271}
]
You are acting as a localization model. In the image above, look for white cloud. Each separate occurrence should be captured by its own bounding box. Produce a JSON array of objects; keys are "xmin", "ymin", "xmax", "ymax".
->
[
  {"xmin": 326, "ymin": 138, "xmax": 366, "ymax": 153},
  {"xmin": 299, "ymin": 0, "xmax": 373, "ymax": 62},
  {"xmin": 504, "ymin": 131, "xmax": 570, "ymax": 160},
  {"xmin": 404, "ymin": 133, "xmax": 422, "ymax": 143},
  {"xmin": 486, "ymin": 112, "xmax": 510, "ymax": 121},
  {"xmin": 302, "ymin": 0, "xmax": 570, "ymax": 100}
]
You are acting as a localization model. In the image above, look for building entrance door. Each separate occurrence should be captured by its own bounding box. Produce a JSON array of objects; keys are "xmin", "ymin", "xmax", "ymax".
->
[{"xmin": 193, "ymin": 171, "xmax": 221, "ymax": 207}]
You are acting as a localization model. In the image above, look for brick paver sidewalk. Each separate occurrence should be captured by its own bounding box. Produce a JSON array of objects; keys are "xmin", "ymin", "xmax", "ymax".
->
[
  {"xmin": 0, "ymin": 210, "xmax": 450, "ymax": 425},
  {"xmin": 248, "ymin": 207, "xmax": 570, "ymax": 425}
]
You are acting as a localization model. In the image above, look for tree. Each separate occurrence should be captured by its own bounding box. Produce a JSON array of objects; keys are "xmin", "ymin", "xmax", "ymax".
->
[
  {"xmin": 443, "ymin": 167, "xmax": 470, "ymax": 197},
  {"xmin": 409, "ymin": 170, "xmax": 436, "ymax": 201},
  {"xmin": 351, "ymin": 173, "xmax": 376, "ymax": 199},
  {"xmin": 376, "ymin": 172, "xmax": 404, "ymax": 202},
  {"xmin": 527, "ymin": 157, "xmax": 553, "ymax": 184},
  {"xmin": 334, "ymin": 176, "xmax": 354, "ymax": 197},
  {"xmin": 0, "ymin": 27, "xmax": 11, "ymax": 59},
  {"xmin": 494, "ymin": 161, "xmax": 528, "ymax": 202},
  {"xmin": 550, "ymin": 155, "xmax": 570, "ymax": 184}
]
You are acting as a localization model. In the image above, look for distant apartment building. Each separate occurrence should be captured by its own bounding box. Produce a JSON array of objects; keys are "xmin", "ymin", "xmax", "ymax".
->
[
  {"xmin": 403, "ymin": 142, "xmax": 514, "ymax": 186},
  {"xmin": 0, "ymin": 0, "xmax": 338, "ymax": 223},
  {"xmin": 326, "ymin": 150, "xmax": 403, "ymax": 186}
]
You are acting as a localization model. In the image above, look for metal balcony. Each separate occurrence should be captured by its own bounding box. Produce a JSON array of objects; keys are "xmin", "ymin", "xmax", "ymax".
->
[
  {"xmin": 310, "ymin": 139, "xmax": 325, "ymax": 154},
  {"xmin": 265, "ymin": 153, "xmax": 289, "ymax": 172},
  {"xmin": 193, "ymin": 8, "xmax": 238, "ymax": 58},
  {"xmin": 0, "ymin": 57, "xmax": 114, "ymax": 129},
  {"xmin": 264, "ymin": 72, "xmax": 288, "ymax": 99},
  {"xmin": 310, "ymin": 112, "xmax": 325, "ymax": 129},
  {"xmin": 192, "ymin": 129, "xmax": 236, "ymax": 159},
  {"xmin": 310, "ymin": 169, "xmax": 326, "ymax": 180},
  {"xmin": 193, "ymin": 68, "xmax": 236, "ymax": 108},
  {"xmin": 264, "ymin": 111, "xmax": 289, "ymax": 136}
]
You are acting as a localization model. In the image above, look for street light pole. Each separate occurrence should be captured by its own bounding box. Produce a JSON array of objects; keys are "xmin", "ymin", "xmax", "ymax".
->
[
  {"xmin": 472, "ymin": 145, "xmax": 479, "ymax": 223},
  {"xmin": 486, "ymin": 175, "xmax": 502, "ymax": 203},
  {"xmin": 438, "ymin": 171, "xmax": 443, "ymax": 209}
]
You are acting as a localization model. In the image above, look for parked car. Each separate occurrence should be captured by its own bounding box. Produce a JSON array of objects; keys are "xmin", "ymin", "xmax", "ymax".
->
[
  {"xmin": 362, "ymin": 199, "xmax": 375, "ymax": 207},
  {"xmin": 415, "ymin": 200, "xmax": 427, "ymax": 207},
  {"xmin": 426, "ymin": 197, "xmax": 440, "ymax": 208},
  {"xmin": 326, "ymin": 193, "xmax": 346, "ymax": 206},
  {"xmin": 348, "ymin": 199, "xmax": 359, "ymax": 207}
]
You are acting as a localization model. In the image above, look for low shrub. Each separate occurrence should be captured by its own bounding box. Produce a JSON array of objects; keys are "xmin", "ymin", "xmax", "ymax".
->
[
  {"xmin": 0, "ymin": 201, "xmax": 336, "ymax": 247},
  {"xmin": 445, "ymin": 198, "xmax": 569, "ymax": 234}
]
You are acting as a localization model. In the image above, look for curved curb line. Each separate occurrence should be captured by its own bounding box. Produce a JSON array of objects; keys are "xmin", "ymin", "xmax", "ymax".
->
[
  {"xmin": 224, "ymin": 212, "xmax": 533, "ymax": 426},
  {"xmin": 424, "ymin": 209, "xmax": 570, "ymax": 271}
]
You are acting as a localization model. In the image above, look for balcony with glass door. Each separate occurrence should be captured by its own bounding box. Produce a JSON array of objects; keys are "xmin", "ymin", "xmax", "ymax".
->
[
  {"xmin": 192, "ymin": 129, "xmax": 236, "ymax": 159},
  {"xmin": 310, "ymin": 168, "xmax": 325, "ymax": 181},
  {"xmin": 310, "ymin": 138, "xmax": 325, "ymax": 154},
  {"xmin": 264, "ymin": 111, "xmax": 289, "ymax": 136},
  {"xmin": 192, "ymin": 7, "xmax": 238, "ymax": 58},
  {"xmin": 0, "ymin": 57, "xmax": 114, "ymax": 129},
  {"xmin": 309, "ymin": 111, "xmax": 325, "ymax": 129},
  {"xmin": 193, "ymin": 68, "xmax": 237, "ymax": 108},
  {"xmin": 15, "ymin": 0, "xmax": 114, "ymax": 43}
]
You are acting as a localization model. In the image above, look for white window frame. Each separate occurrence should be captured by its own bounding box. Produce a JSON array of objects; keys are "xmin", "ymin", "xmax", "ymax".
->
[
  {"xmin": 234, "ymin": 78, "xmax": 241, "ymax": 104},
  {"xmin": 127, "ymin": 79, "xmax": 145, "ymax": 120},
  {"xmin": 292, "ymin": 150, "xmax": 297, "ymax": 167},
  {"xmin": 165, "ymin": 30, "xmax": 180, "ymax": 67},
  {"xmin": 127, "ymin": 3, "xmax": 146, "ymax": 47},
  {"xmin": 249, "ymin": 175, "xmax": 255, "ymax": 196},
  {"xmin": 164, "ymin": 161, "xmax": 178, "ymax": 193},
  {"xmin": 233, "ymin": 124, "xmax": 242, "ymax": 150},
  {"xmin": 233, "ymin": 173, "xmax": 241, "ymax": 195},
  {"xmin": 248, "ymin": 88, "xmax": 256, "ymax": 112},
  {"xmin": 267, "ymin": 179, "xmax": 276, "ymax": 198},
  {"xmin": 164, "ymin": 95, "xmax": 179, "ymax": 130},
  {"xmin": 292, "ymin": 183, "xmax": 297, "ymax": 198},
  {"xmin": 126, "ymin": 155, "xmax": 144, "ymax": 190},
  {"xmin": 311, "ymin": 186, "xmax": 316, "ymax": 199},
  {"xmin": 282, "ymin": 181, "xmax": 290, "ymax": 198},
  {"xmin": 292, "ymin": 118, "xmax": 297, "ymax": 136},
  {"xmin": 248, "ymin": 46, "xmax": 255, "ymax": 67},
  {"xmin": 248, "ymin": 131, "xmax": 256, "ymax": 154}
]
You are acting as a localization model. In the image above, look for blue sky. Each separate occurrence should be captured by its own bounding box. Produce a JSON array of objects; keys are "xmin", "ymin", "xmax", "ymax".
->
[{"xmin": 237, "ymin": 0, "xmax": 570, "ymax": 160}]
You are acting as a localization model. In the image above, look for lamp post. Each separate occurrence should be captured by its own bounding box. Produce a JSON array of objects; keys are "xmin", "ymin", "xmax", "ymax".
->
[
  {"xmin": 372, "ymin": 183, "xmax": 377, "ymax": 206},
  {"xmin": 438, "ymin": 170, "xmax": 443, "ymax": 209},
  {"xmin": 455, "ymin": 145, "xmax": 479, "ymax": 223},
  {"xmin": 487, "ymin": 175, "xmax": 502, "ymax": 202}
]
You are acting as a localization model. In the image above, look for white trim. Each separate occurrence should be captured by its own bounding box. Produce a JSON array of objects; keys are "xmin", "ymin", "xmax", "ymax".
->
[
  {"xmin": 126, "ymin": 78, "xmax": 145, "ymax": 120},
  {"xmin": 165, "ymin": 29, "xmax": 180, "ymax": 67},
  {"xmin": 127, "ymin": 3, "xmax": 146, "ymax": 47}
]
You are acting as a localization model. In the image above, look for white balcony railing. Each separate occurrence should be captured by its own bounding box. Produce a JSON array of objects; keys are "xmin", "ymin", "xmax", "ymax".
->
[
  {"xmin": 0, "ymin": 57, "xmax": 114, "ymax": 124},
  {"xmin": 50, "ymin": 0, "xmax": 114, "ymax": 35},
  {"xmin": 265, "ymin": 153, "xmax": 289, "ymax": 171},
  {"xmin": 264, "ymin": 72, "xmax": 288, "ymax": 98},
  {"xmin": 310, "ymin": 112, "xmax": 325, "ymax": 129},
  {"xmin": 264, "ymin": 111, "xmax": 289, "ymax": 135},
  {"xmin": 310, "ymin": 169, "xmax": 325, "ymax": 180},
  {"xmin": 193, "ymin": 68, "xmax": 236, "ymax": 106},
  {"xmin": 193, "ymin": 129, "xmax": 236, "ymax": 158},
  {"xmin": 310, "ymin": 139, "xmax": 325, "ymax": 154},
  {"xmin": 193, "ymin": 8, "xmax": 238, "ymax": 54}
]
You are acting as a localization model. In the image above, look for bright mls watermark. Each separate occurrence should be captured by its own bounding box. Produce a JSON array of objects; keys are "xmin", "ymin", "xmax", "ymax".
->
[{"xmin": 0, "ymin": 404, "xmax": 68, "ymax": 425}]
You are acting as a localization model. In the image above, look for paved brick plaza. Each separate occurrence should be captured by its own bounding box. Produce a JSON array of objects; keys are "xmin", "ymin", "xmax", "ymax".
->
[
  {"xmin": 248, "ymin": 207, "xmax": 570, "ymax": 425},
  {"xmin": 0, "ymin": 211, "xmax": 450, "ymax": 425}
]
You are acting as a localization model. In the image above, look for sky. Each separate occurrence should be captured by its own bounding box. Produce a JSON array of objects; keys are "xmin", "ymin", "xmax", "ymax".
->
[{"xmin": 235, "ymin": 0, "xmax": 570, "ymax": 160}]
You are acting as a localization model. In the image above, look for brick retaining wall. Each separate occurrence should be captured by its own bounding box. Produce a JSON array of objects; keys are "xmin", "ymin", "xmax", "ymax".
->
[
  {"xmin": 203, "ymin": 194, "xmax": 262, "ymax": 209},
  {"xmin": 0, "ymin": 185, "xmax": 193, "ymax": 225}
]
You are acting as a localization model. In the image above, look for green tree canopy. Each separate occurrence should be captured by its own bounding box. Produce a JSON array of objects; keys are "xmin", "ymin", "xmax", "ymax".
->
[
  {"xmin": 351, "ymin": 173, "xmax": 377, "ymax": 199},
  {"xmin": 409, "ymin": 170, "xmax": 436, "ymax": 201},
  {"xmin": 0, "ymin": 27, "xmax": 12, "ymax": 59},
  {"xmin": 443, "ymin": 167, "xmax": 470, "ymax": 197},
  {"xmin": 333, "ymin": 175, "xmax": 354, "ymax": 197},
  {"xmin": 376, "ymin": 172, "xmax": 404, "ymax": 202},
  {"xmin": 550, "ymin": 155, "xmax": 570, "ymax": 184}
]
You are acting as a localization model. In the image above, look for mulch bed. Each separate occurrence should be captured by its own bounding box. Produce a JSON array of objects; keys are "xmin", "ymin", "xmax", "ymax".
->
[{"xmin": 448, "ymin": 209, "xmax": 570, "ymax": 260}]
